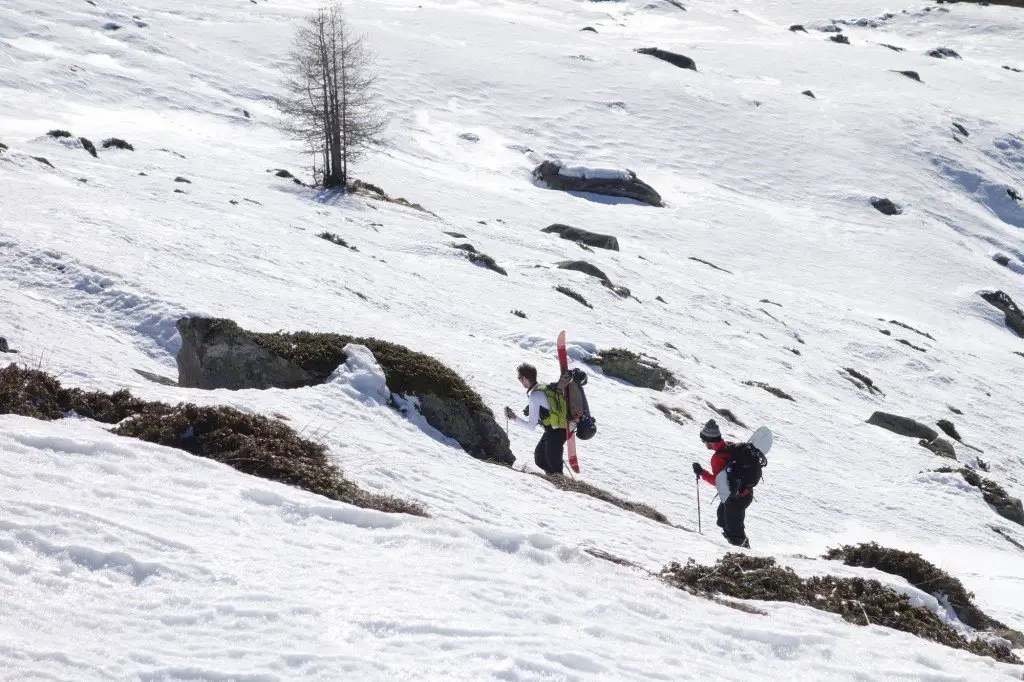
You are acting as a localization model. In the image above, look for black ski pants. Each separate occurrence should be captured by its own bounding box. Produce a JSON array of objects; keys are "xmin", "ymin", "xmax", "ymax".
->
[
  {"xmin": 716, "ymin": 493, "xmax": 753, "ymax": 547},
  {"xmin": 534, "ymin": 427, "xmax": 567, "ymax": 475}
]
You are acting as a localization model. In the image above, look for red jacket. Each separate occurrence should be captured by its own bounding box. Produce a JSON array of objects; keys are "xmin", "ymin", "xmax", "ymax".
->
[{"xmin": 700, "ymin": 440, "xmax": 751, "ymax": 496}]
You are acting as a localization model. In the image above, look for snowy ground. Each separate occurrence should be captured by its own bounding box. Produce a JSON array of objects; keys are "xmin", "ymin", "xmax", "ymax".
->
[{"xmin": 2, "ymin": 0, "xmax": 1024, "ymax": 679}]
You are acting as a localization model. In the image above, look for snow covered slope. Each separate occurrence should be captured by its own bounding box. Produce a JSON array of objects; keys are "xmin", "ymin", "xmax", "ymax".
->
[{"xmin": 2, "ymin": 0, "xmax": 1024, "ymax": 679}]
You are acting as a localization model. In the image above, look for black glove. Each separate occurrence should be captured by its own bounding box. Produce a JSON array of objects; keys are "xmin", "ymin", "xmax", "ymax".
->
[
  {"xmin": 692, "ymin": 462, "xmax": 704, "ymax": 477},
  {"xmin": 504, "ymin": 406, "xmax": 517, "ymax": 420}
]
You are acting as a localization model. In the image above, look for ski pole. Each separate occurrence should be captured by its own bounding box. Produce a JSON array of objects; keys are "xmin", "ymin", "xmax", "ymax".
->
[{"xmin": 696, "ymin": 475, "xmax": 703, "ymax": 535}]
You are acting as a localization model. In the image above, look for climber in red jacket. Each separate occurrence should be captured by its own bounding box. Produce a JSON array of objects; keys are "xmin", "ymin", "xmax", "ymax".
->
[{"xmin": 692, "ymin": 419, "xmax": 752, "ymax": 548}]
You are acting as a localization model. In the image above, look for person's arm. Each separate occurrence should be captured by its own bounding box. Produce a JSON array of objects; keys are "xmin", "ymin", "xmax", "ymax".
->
[
  {"xmin": 515, "ymin": 390, "xmax": 547, "ymax": 430},
  {"xmin": 700, "ymin": 451, "xmax": 726, "ymax": 486}
]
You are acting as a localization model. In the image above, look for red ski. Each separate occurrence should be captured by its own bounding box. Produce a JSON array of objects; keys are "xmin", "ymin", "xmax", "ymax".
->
[{"xmin": 557, "ymin": 330, "xmax": 580, "ymax": 473}]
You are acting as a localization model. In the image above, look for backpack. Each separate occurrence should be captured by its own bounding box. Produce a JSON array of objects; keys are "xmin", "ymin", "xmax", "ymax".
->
[
  {"xmin": 536, "ymin": 384, "xmax": 568, "ymax": 430},
  {"xmin": 723, "ymin": 442, "xmax": 767, "ymax": 492},
  {"xmin": 555, "ymin": 368, "xmax": 597, "ymax": 440}
]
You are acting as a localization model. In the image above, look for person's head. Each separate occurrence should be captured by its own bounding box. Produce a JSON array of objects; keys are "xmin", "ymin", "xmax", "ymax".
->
[
  {"xmin": 517, "ymin": 363, "xmax": 538, "ymax": 389},
  {"xmin": 699, "ymin": 419, "xmax": 723, "ymax": 449}
]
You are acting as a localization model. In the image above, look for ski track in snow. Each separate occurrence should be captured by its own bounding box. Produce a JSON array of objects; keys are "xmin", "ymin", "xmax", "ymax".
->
[{"xmin": 1, "ymin": 0, "xmax": 1024, "ymax": 679}]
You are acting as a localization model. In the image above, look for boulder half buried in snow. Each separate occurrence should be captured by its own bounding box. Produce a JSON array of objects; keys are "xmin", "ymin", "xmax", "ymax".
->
[
  {"xmin": 533, "ymin": 161, "xmax": 663, "ymax": 207},
  {"xmin": 980, "ymin": 290, "xmax": 1024, "ymax": 337},
  {"xmin": 867, "ymin": 411, "xmax": 939, "ymax": 441},
  {"xmin": 542, "ymin": 224, "xmax": 619, "ymax": 251},
  {"xmin": 590, "ymin": 348, "xmax": 677, "ymax": 391},
  {"xmin": 635, "ymin": 47, "xmax": 696, "ymax": 71},
  {"xmin": 176, "ymin": 317, "xmax": 514, "ymax": 465}
]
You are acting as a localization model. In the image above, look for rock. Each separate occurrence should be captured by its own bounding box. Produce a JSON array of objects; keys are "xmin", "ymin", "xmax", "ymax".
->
[
  {"xmin": 867, "ymin": 411, "xmax": 938, "ymax": 441},
  {"xmin": 881, "ymin": 44, "xmax": 906, "ymax": 52},
  {"xmin": 32, "ymin": 156, "xmax": 54, "ymax": 169},
  {"xmin": 591, "ymin": 348, "xmax": 677, "ymax": 391},
  {"xmin": 133, "ymin": 369, "xmax": 178, "ymax": 387},
  {"xmin": 635, "ymin": 47, "xmax": 696, "ymax": 71},
  {"xmin": 557, "ymin": 260, "xmax": 609, "ymax": 282},
  {"xmin": 937, "ymin": 419, "xmax": 961, "ymax": 441},
  {"xmin": 980, "ymin": 290, "xmax": 1024, "ymax": 337},
  {"xmin": 1010, "ymin": 188, "xmax": 1022, "ymax": 202},
  {"xmin": 920, "ymin": 437, "xmax": 957, "ymax": 459},
  {"xmin": 829, "ymin": 34, "xmax": 850, "ymax": 44},
  {"xmin": 802, "ymin": 90, "xmax": 816, "ymax": 98},
  {"xmin": 1005, "ymin": 65, "xmax": 1023, "ymax": 73},
  {"xmin": 175, "ymin": 317, "xmax": 513, "ymax": 464},
  {"xmin": 458, "ymin": 133, "xmax": 480, "ymax": 142},
  {"xmin": 952, "ymin": 123, "xmax": 969, "ymax": 137},
  {"xmin": 79, "ymin": 137, "xmax": 97, "ymax": 158},
  {"xmin": 557, "ymin": 260, "xmax": 629, "ymax": 298},
  {"xmin": 789, "ymin": 24, "xmax": 807, "ymax": 32},
  {"xmin": 993, "ymin": 254, "xmax": 1011, "ymax": 267},
  {"xmin": 542, "ymin": 223, "xmax": 619, "ymax": 251},
  {"xmin": 871, "ymin": 197, "xmax": 902, "ymax": 215},
  {"xmin": 894, "ymin": 70, "xmax": 922, "ymax": 82},
  {"xmin": 174, "ymin": 176, "xmax": 191, "ymax": 184},
  {"xmin": 0, "ymin": 338, "xmax": 12, "ymax": 353},
  {"xmin": 532, "ymin": 160, "xmax": 663, "ymax": 207},
  {"xmin": 581, "ymin": 26, "xmax": 598, "ymax": 33},
  {"xmin": 927, "ymin": 47, "xmax": 961, "ymax": 59}
]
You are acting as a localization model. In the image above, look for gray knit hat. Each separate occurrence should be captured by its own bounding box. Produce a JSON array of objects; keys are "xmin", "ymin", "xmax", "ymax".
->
[{"xmin": 699, "ymin": 419, "xmax": 722, "ymax": 442}]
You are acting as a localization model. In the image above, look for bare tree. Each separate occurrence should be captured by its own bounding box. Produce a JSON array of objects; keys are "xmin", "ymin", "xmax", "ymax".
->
[{"xmin": 277, "ymin": 4, "xmax": 387, "ymax": 189}]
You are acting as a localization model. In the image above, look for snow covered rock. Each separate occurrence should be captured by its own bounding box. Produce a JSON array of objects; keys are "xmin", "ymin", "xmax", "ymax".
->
[
  {"xmin": 541, "ymin": 223, "xmax": 619, "ymax": 251},
  {"xmin": 176, "ymin": 318, "xmax": 514, "ymax": 464},
  {"xmin": 919, "ymin": 436, "xmax": 957, "ymax": 460},
  {"xmin": 532, "ymin": 161, "xmax": 663, "ymax": 207},
  {"xmin": 590, "ymin": 349, "xmax": 677, "ymax": 391},
  {"xmin": 635, "ymin": 47, "xmax": 696, "ymax": 71},
  {"xmin": 867, "ymin": 411, "xmax": 939, "ymax": 440},
  {"xmin": 871, "ymin": 197, "xmax": 902, "ymax": 215},
  {"xmin": 980, "ymin": 290, "xmax": 1024, "ymax": 337}
]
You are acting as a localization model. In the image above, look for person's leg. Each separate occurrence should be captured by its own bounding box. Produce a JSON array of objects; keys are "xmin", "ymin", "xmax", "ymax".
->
[
  {"xmin": 716, "ymin": 502, "xmax": 725, "ymax": 529},
  {"xmin": 534, "ymin": 435, "xmax": 546, "ymax": 471},
  {"xmin": 543, "ymin": 428, "xmax": 567, "ymax": 475},
  {"xmin": 723, "ymin": 495, "xmax": 752, "ymax": 546}
]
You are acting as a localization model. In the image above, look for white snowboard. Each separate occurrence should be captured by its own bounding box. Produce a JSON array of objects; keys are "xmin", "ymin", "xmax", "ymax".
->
[{"xmin": 715, "ymin": 426, "xmax": 773, "ymax": 502}]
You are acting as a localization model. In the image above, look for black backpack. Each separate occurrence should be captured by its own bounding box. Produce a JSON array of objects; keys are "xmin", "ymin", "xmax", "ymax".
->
[{"xmin": 724, "ymin": 442, "xmax": 767, "ymax": 492}]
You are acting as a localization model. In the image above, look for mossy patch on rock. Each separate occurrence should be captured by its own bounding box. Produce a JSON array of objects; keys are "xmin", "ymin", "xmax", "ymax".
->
[
  {"xmin": 591, "ymin": 348, "xmax": 677, "ymax": 391},
  {"xmin": 824, "ymin": 542, "xmax": 1021, "ymax": 643},
  {"xmin": 177, "ymin": 318, "xmax": 512, "ymax": 464},
  {"xmin": 555, "ymin": 285, "xmax": 593, "ymax": 309},
  {"xmin": 534, "ymin": 473, "xmax": 669, "ymax": 524},
  {"xmin": 114, "ymin": 403, "xmax": 425, "ymax": 516},
  {"xmin": 743, "ymin": 381, "xmax": 794, "ymax": 401},
  {"xmin": 0, "ymin": 364, "xmax": 425, "ymax": 516},
  {"xmin": 660, "ymin": 553, "xmax": 1019, "ymax": 664},
  {"xmin": 939, "ymin": 466, "xmax": 1024, "ymax": 527}
]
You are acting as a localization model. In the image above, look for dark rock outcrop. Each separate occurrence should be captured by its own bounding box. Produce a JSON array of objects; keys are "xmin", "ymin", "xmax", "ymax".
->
[
  {"xmin": 557, "ymin": 260, "xmax": 630, "ymax": 297},
  {"xmin": 802, "ymin": 90, "xmax": 816, "ymax": 98},
  {"xmin": 635, "ymin": 47, "xmax": 696, "ymax": 71},
  {"xmin": 175, "ymin": 318, "xmax": 513, "ymax": 465},
  {"xmin": 590, "ymin": 348, "xmax": 677, "ymax": 391},
  {"xmin": 867, "ymin": 411, "xmax": 938, "ymax": 441},
  {"xmin": 936, "ymin": 419, "xmax": 962, "ymax": 441},
  {"xmin": 0, "ymin": 338, "xmax": 13, "ymax": 353},
  {"xmin": 789, "ymin": 24, "xmax": 807, "ymax": 32},
  {"xmin": 533, "ymin": 161, "xmax": 663, "ymax": 207},
  {"xmin": 829, "ymin": 34, "xmax": 850, "ymax": 44},
  {"xmin": 927, "ymin": 47, "xmax": 961, "ymax": 59},
  {"xmin": 894, "ymin": 70, "xmax": 922, "ymax": 82},
  {"xmin": 542, "ymin": 223, "xmax": 619, "ymax": 251},
  {"xmin": 871, "ymin": 197, "xmax": 901, "ymax": 215},
  {"xmin": 980, "ymin": 290, "xmax": 1024, "ymax": 337}
]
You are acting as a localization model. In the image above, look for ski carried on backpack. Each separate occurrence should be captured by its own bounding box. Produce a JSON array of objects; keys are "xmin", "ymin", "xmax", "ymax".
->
[{"xmin": 557, "ymin": 330, "xmax": 581, "ymax": 473}]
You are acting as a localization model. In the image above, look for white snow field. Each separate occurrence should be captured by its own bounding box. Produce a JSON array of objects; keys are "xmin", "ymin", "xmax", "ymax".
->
[{"xmin": 2, "ymin": 0, "xmax": 1024, "ymax": 679}]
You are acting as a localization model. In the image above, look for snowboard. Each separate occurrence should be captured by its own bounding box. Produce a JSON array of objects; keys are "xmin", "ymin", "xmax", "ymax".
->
[
  {"xmin": 714, "ymin": 426, "xmax": 773, "ymax": 503},
  {"xmin": 556, "ymin": 330, "xmax": 581, "ymax": 473}
]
